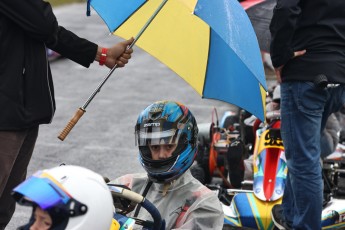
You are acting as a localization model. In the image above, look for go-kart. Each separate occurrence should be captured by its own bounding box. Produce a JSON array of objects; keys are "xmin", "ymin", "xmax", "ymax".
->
[
  {"xmin": 194, "ymin": 108, "xmax": 250, "ymax": 188},
  {"xmin": 219, "ymin": 110, "xmax": 288, "ymax": 229},
  {"xmin": 194, "ymin": 109, "xmax": 345, "ymax": 229}
]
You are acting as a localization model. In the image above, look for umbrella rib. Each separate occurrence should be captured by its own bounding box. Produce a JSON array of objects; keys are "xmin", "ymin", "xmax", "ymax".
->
[
  {"xmin": 111, "ymin": 1, "xmax": 148, "ymax": 33},
  {"xmin": 201, "ymin": 27, "xmax": 211, "ymax": 97},
  {"xmin": 129, "ymin": 0, "xmax": 169, "ymax": 49}
]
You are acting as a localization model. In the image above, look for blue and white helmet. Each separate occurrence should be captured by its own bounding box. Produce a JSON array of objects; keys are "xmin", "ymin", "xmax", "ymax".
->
[
  {"xmin": 135, "ymin": 101, "xmax": 198, "ymax": 183},
  {"xmin": 12, "ymin": 165, "xmax": 114, "ymax": 230}
]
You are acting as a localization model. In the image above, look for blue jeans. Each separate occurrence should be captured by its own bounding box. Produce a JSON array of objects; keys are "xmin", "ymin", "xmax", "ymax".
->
[{"xmin": 280, "ymin": 82, "xmax": 345, "ymax": 230}]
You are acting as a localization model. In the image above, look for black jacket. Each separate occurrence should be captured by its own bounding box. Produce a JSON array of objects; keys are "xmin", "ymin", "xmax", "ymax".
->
[
  {"xmin": 0, "ymin": 0, "xmax": 98, "ymax": 130},
  {"xmin": 270, "ymin": 0, "xmax": 345, "ymax": 84}
]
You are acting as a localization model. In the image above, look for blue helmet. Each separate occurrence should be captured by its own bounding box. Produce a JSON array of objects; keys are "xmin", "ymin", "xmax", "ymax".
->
[{"xmin": 135, "ymin": 101, "xmax": 198, "ymax": 183}]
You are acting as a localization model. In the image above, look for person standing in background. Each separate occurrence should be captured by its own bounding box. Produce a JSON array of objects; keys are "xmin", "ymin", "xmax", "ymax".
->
[
  {"xmin": 0, "ymin": 0, "xmax": 134, "ymax": 228},
  {"xmin": 269, "ymin": 0, "xmax": 345, "ymax": 229}
]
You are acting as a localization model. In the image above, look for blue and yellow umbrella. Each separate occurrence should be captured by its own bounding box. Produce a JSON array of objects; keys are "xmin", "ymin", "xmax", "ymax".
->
[{"xmin": 89, "ymin": 0, "xmax": 267, "ymax": 121}]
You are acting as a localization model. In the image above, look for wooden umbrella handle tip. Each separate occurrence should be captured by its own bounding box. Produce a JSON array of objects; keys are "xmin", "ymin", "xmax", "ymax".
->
[{"xmin": 58, "ymin": 108, "xmax": 85, "ymax": 141}]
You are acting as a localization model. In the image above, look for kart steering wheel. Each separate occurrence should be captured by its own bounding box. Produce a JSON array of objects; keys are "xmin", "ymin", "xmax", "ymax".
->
[{"xmin": 108, "ymin": 184, "xmax": 165, "ymax": 230}]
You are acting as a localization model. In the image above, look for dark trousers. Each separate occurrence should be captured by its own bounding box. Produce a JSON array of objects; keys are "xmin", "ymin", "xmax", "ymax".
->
[{"xmin": 0, "ymin": 126, "xmax": 39, "ymax": 230}]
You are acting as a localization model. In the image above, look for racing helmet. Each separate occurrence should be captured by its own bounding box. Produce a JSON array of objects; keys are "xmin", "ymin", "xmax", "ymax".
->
[
  {"xmin": 135, "ymin": 101, "xmax": 198, "ymax": 183},
  {"xmin": 12, "ymin": 165, "xmax": 114, "ymax": 230}
]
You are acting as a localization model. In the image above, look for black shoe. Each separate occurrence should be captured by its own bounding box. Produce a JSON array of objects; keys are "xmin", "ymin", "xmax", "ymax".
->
[{"xmin": 271, "ymin": 204, "xmax": 292, "ymax": 230}]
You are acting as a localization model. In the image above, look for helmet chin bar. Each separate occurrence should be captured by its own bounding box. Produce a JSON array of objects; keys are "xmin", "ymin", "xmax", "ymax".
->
[
  {"xmin": 16, "ymin": 198, "xmax": 88, "ymax": 230},
  {"xmin": 140, "ymin": 147, "xmax": 180, "ymax": 172}
]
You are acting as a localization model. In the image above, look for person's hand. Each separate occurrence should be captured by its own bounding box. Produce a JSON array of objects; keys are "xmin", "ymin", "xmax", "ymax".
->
[
  {"xmin": 96, "ymin": 37, "xmax": 134, "ymax": 68},
  {"xmin": 107, "ymin": 37, "xmax": 134, "ymax": 68},
  {"xmin": 274, "ymin": 49, "xmax": 306, "ymax": 83},
  {"xmin": 294, "ymin": 49, "xmax": 306, "ymax": 58},
  {"xmin": 274, "ymin": 65, "xmax": 283, "ymax": 83}
]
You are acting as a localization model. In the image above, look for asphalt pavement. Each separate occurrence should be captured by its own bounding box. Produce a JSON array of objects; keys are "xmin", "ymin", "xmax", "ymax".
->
[{"xmin": 6, "ymin": 3, "xmax": 237, "ymax": 229}]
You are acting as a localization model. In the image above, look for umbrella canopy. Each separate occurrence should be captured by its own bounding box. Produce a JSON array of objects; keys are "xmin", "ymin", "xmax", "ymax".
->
[
  {"xmin": 89, "ymin": 0, "xmax": 267, "ymax": 121},
  {"xmin": 240, "ymin": 0, "xmax": 276, "ymax": 53}
]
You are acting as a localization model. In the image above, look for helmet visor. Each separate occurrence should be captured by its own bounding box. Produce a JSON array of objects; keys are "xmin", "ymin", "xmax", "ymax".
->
[
  {"xmin": 12, "ymin": 171, "xmax": 72, "ymax": 210},
  {"xmin": 135, "ymin": 120, "xmax": 181, "ymax": 146}
]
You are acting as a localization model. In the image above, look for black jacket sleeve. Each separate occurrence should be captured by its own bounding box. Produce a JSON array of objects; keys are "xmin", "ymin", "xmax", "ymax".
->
[
  {"xmin": 269, "ymin": 0, "xmax": 301, "ymax": 68},
  {"xmin": 0, "ymin": 0, "xmax": 97, "ymax": 67},
  {"xmin": 0, "ymin": 0, "xmax": 57, "ymax": 42},
  {"xmin": 47, "ymin": 26, "xmax": 98, "ymax": 68}
]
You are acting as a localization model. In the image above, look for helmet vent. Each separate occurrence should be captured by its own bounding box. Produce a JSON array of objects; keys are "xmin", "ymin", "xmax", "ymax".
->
[{"xmin": 149, "ymin": 111, "xmax": 162, "ymax": 120}]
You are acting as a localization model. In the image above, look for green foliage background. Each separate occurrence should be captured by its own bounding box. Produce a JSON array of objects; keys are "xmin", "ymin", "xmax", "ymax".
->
[{"xmin": 46, "ymin": 0, "xmax": 84, "ymax": 7}]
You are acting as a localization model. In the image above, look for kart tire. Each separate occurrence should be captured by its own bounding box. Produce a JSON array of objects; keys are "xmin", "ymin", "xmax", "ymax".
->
[
  {"xmin": 227, "ymin": 139, "xmax": 245, "ymax": 188},
  {"xmin": 196, "ymin": 145, "xmax": 212, "ymax": 184}
]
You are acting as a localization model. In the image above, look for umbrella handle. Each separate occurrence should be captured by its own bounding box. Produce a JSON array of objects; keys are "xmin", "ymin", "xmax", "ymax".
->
[{"xmin": 58, "ymin": 108, "xmax": 85, "ymax": 141}]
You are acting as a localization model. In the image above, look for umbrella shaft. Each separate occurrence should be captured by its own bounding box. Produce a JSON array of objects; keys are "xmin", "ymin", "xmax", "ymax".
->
[{"xmin": 82, "ymin": 64, "xmax": 118, "ymax": 110}]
